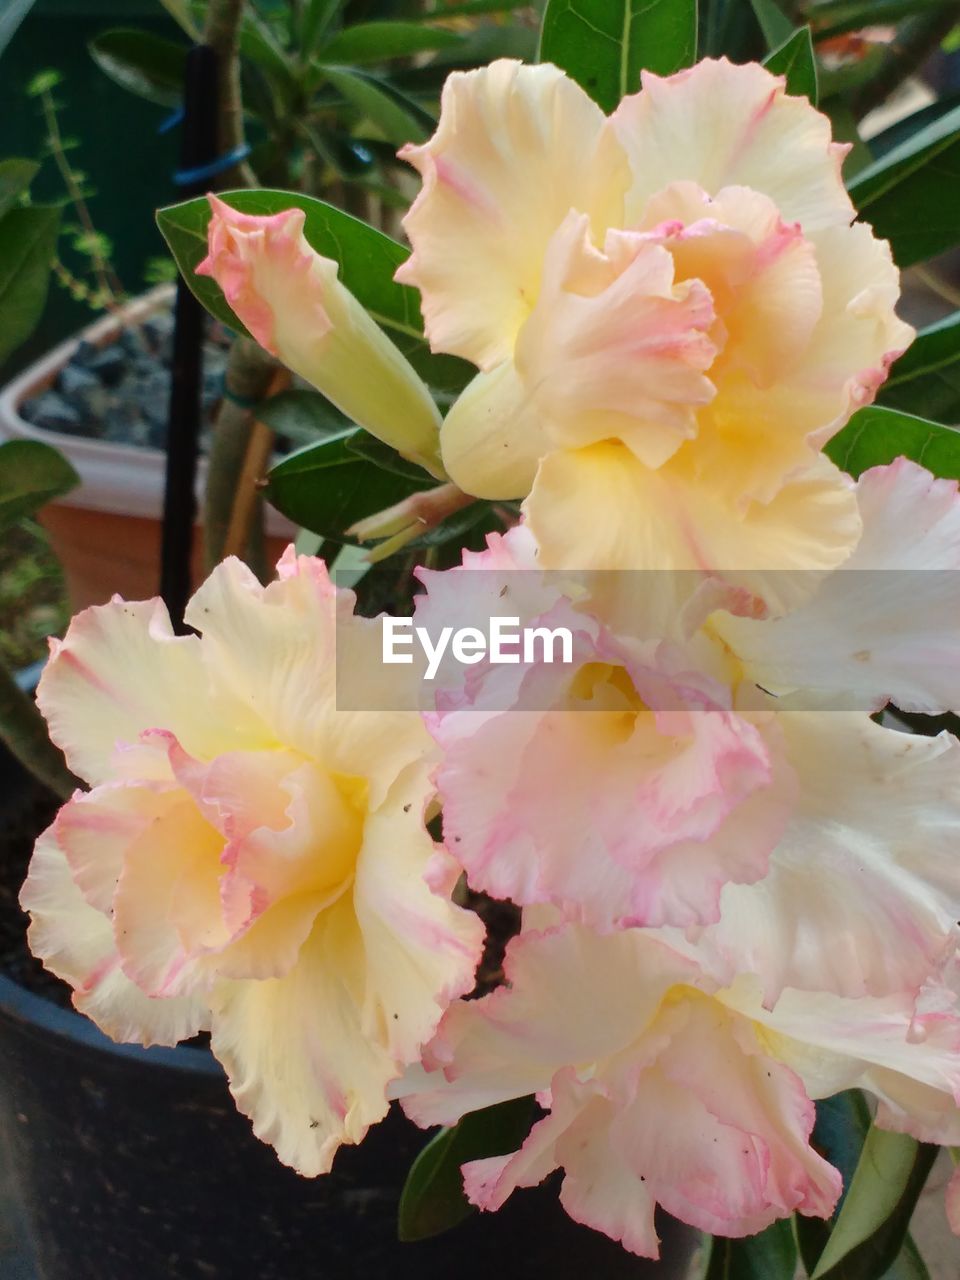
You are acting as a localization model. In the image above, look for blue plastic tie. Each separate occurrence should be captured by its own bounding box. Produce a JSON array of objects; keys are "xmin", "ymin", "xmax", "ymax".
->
[
  {"xmin": 158, "ymin": 106, "xmax": 185, "ymax": 135},
  {"xmin": 173, "ymin": 143, "xmax": 251, "ymax": 187}
]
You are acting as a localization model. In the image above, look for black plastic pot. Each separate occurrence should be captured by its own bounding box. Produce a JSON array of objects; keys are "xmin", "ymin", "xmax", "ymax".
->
[
  {"xmin": 0, "ymin": 973, "xmax": 699, "ymax": 1280},
  {"xmin": 0, "ymin": 686, "xmax": 698, "ymax": 1277}
]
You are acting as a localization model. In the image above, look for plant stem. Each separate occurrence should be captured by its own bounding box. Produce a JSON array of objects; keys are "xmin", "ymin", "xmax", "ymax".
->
[
  {"xmin": 0, "ymin": 664, "xmax": 78, "ymax": 801},
  {"xmin": 203, "ymin": 0, "xmax": 258, "ymax": 188},
  {"xmin": 39, "ymin": 87, "xmax": 124, "ymax": 310},
  {"xmin": 204, "ymin": 337, "xmax": 279, "ymax": 569}
]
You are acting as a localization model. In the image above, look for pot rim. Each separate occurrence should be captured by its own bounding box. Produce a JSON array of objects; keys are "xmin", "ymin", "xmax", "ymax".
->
[{"xmin": 0, "ymin": 971, "xmax": 222, "ymax": 1077}]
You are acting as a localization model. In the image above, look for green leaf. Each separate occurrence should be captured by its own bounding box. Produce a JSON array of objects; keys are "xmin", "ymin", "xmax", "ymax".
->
[
  {"xmin": 538, "ymin": 0, "xmax": 697, "ymax": 114},
  {"xmin": 879, "ymin": 311, "xmax": 960, "ymax": 420},
  {"xmin": 749, "ymin": 0, "xmax": 794, "ymax": 48},
  {"xmin": 258, "ymin": 388, "xmax": 350, "ymax": 446},
  {"xmin": 825, "ymin": 406, "xmax": 960, "ymax": 480},
  {"xmin": 0, "ymin": 205, "xmax": 62, "ymax": 369},
  {"xmin": 320, "ymin": 66, "xmax": 434, "ymax": 145},
  {"xmin": 156, "ymin": 188, "xmax": 424, "ymax": 341},
  {"xmin": 0, "ymin": 440, "xmax": 79, "ymax": 532},
  {"xmin": 704, "ymin": 1218, "xmax": 797, "ymax": 1280},
  {"xmin": 345, "ymin": 430, "xmax": 434, "ymax": 481},
  {"xmin": 797, "ymin": 1091, "xmax": 872, "ymax": 1274},
  {"xmin": 398, "ymin": 1098, "xmax": 535, "ymax": 1243},
  {"xmin": 405, "ymin": 0, "xmax": 525, "ymax": 16},
  {"xmin": 265, "ymin": 433, "xmax": 433, "ymax": 542},
  {"xmin": 301, "ymin": 0, "xmax": 342, "ymax": 54},
  {"xmin": 810, "ymin": 1128, "xmax": 938, "ymax": 1279},
  {"xmin": 0, "ymin": 158, "xmax": 39, "ymax": 221},
  {"xmin": 847, "ymin": 102, "xmax": 960, "ymax": 267},
  {"xmin": 884, "ymin": 1234, "xmax": 932, "ymax": 1280},
  {"xmin": 763, "ymin": 26, "xmax": 818, "ymax": 102},
  {"xmin": 321, "ymin": 21, "xmax": 462, "ymax": 64},
  {"xmin": 88, "ymin": 29, "xmax": 188, "ymax": 108}
]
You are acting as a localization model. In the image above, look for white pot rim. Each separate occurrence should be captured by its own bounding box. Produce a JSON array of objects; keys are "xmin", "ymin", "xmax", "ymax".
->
[{"xmin": 0, "ymin": 285, "xmax": 295, "ymax": 539}]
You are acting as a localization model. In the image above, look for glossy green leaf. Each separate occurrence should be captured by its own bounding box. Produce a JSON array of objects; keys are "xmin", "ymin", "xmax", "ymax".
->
[
  {"xmin": 320, "ymin": 66, "xmax": 433, "ymax": 145},
  {"xmin": 265, "ymin": 433, "xmax": 432, "ymax": 542},
  {"xmin": 0, "ymin": 158, "xmax": 39, "ymax": 221},
  {"xmin": 763, "ymin": 26, "xmax": 818, "ymax": 102},
  {"xmin": 0, "ymin": 205, "xmax": 62, "ymax": 369},
  {"xmin": 156, "ymin": 188, "xmax": 424, "ymax": 341},
  {"xmin": 258, "ymin": 389, "xmax": 350, "ymax": 446},
  {"xmin": 825, "ymin": 406, "xmax": 960, "ymax": 480},
  {"xmin": 88, "ymin": 29, "xmax": 187, "ymax": 108},
  {"xmin": 879, "ymin": 311, "xmax": 960, "ymax": 420},
  {"xmin": 538, "ymin": 0, "xmax": 697, "ymax": 114},
  {"xmin": 704, "ymin": 1218, "xmax": 797, "ymax": 1280},
  {"xmin": 797, "ymin": 1091, "xmax": 872, "ymax": 1274},
  {"xmin": 749, "ymin": 0, "xmax": 794, "ymax": 48},
  {"xmin": 345, "ymin": 430, "xmax": 434, "ymax": 481},
  {"xmin": 847, "ymin": 102, "xmax": 960, "ymax": 267},
  {"xmin": 321, "ymin": 21, "xmax": 461, "ymax": 64},
  {"xmin": 398, "ymin": 1098, "xmax": 535, "ymax": 1242},
  {"xmin": 301, "ymin": 0, "xmax": 342, "ymax": 53},
  {"xmin": 0, "ymin": 440, "xmax": 79, "ymax": 532},
  {"xmin": 810, "ymin": 1128, "xmax": 938, "ymax": 1279}
]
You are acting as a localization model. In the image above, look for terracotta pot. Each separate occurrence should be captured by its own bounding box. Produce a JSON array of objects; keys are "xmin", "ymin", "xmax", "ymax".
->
[{"xmin": 0, "ymin": 287, "xmax": 295, "ymax": 611}]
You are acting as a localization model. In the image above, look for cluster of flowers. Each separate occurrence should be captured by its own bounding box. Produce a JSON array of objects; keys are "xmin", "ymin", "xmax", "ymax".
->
[{"xmin": 22, "ymin": 58, "xmax": 960, "ymax": 1257}]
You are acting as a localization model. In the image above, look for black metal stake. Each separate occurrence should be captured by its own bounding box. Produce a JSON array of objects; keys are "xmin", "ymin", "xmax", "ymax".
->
[{"xmin": 160, "ymin": 44, "xmax": 219, "ymax": 631}]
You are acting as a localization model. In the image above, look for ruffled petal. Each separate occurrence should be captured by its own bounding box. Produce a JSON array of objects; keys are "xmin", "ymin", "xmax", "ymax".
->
[
  {"xmin": 614, "ymin": 58, "xmax": 853, "ymax": 231},
  {"xmin": 695, "ymin": 715, "xmax": 960, "ymax": 1002},
  {"xmin": 716, "ymin": 460, "xmax": 960, "ymax": 713},
  {"xmin": 37, "ymin": 596, "xmax": 258, "ymax": 786},
  {"xmin": 20, "ymin": 826, "xmax": 205, "ymax": 1046},
  {"xmin": 397, "ymin": 59, "xmax": 630, "ymax": 368}
]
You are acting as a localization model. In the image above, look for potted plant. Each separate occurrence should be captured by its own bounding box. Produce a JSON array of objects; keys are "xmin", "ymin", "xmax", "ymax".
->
[{"xmin": 6, "ymin": 0, "xmax": 960, "ymax": 1277}]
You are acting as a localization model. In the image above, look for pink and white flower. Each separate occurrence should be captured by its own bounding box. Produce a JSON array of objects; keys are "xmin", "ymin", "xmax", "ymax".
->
[
  {"xmin": 21, "ymin": 550, "xmax": 483, "ymax": 1176},
  {"xmin": 394, "ymin": 922, "xmax": 960, "ymax": 1258},
  {"xmin": 397, "ymin": 57, "xmax": 912, "ymax": 578}
]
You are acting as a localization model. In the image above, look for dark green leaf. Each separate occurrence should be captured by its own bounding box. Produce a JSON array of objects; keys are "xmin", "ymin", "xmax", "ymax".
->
[
  {"xmin": 258, "ymin": 388, "xmax": 350, "ymax": 446},
  {"xmin": 320, "ymin": 66, "xmax": 433, "ymax": 145},
  {"xmin": 797, "ymin": 1091, "xmax": 872, "ymax": 1274},
  {"xmin": 0, "ymin": 205, "xmax": 62, "ymax": 369},
  {"xmin": 0, "ymin": 440, "xmax": 79, "ymax": 532},
  {"xmin": 538, "ymin": 0, "xmax": 697, "ymax": 114},
  {"xmin": 847, "ymin": 103, "xmax": 960, "ymax": 267},
  {"xmin": 763, "ymin": 26, "xmax": 818, "ymax": 102},
  {"xmin": 346, "ymin": 430, "xmax": 434, "ymax": 481},
  {"xmin": 704, "ymin": 1218, "xmax": 797, "ymax": 1280},
  {"xmin": 0, "ymin": 159, "xmax": 39, "ymax": 221},
  {"xmin": 301, "ymin": 0, "xmax": 342, "ymax": 54},
  {"xmin": 810, "ymin": 1128, "xmax": 938, "ymax": 1279},
  {"xmin": 156, "ymin": 188, "xmax": 424, "ymax": 341},
  {"xmin": 883, "ymin": 1234, "xmax": 932, "ymax": 1280},
  {"xmin": 88, "ymin": 29, "xmax": 188, "ymax": 108},
  {"xmin": 239, "ymin": 15, "xmax": 298, "ymax": 104},
  {"xmin": 749, "ymin": 0, "xmax": 794, "ymax": 48},
  {"xmin": 398, "ymin": 1098, "xmax": 535, "ymax": 1242},
  {"xmin": 265, "ymin": 433, "xmax": 433, "ymax": 542},
  {"xmin": 868, "ymin": 91, "xmax": 960, "ymax": 161},
  {"xmin": 321, "ymin": 21, "xmax": 462, "ymax": 64},
  {"xmin": 879, "ymin": 311, "xmax": 960, "ymax": 421},
  {"xmin": 825, "ymin": 405, "xmax": 960, "ymax": 479}
]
